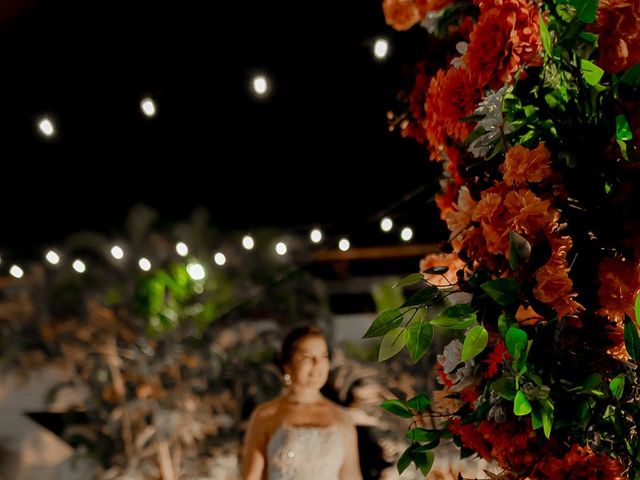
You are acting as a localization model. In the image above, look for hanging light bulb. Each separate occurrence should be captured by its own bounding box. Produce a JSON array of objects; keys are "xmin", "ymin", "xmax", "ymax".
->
[
  {"xmin": 111, "ymin": 245, "xmax": 124, "ymax": 260},
  {"xmin": 310, "ymin": 228, "xmax": 322, "ymax": 243},
  {"xmin": 9, "ymin": 265, "xmax": 24, "ymax": 278},
  {"xmin": 176, "ymin": 242, "xmax": 189, "ymax": 257},
  {"xmin": 380, "ymin": 217, "xmax": 393, "ymax": 232},
  {"xmin": 338, "ymin": 238, "xmax": 351, "ymax": 252},
  {"xmin": 242, "ymin": 235, "xmax": 255, "ymax": 250},
  {"xmin": 45, "ymin": 250, "xmax": 60, "ymax": 265},
  {"xmin": 275, "ymin": 241, "xmax": 287, "ymax": 255},
  {"xmin": 401, "ymin": 227, "xmax": 414, "ymax": 242}
]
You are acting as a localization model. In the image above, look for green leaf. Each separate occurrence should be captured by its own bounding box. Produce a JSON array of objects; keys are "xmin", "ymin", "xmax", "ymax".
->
[
  {"xmin": 506, "ymin": 327, "xmax": 528, "ymax": 358},
  {"xmin": 621, "ymin": 62, "xmax": 640, "ymax": 86},
  {"xmin": 363, "ymin": 309, "xmax": 404, "ymax": 338},
  {"xmin": 579, "ymin": 31, "xmax": 598, "ymax": 43},
  {"xmin": 422, "ymin": 265, "xmax": 449, "ymax": 275},
  {"xmin": 624, "ymin": 316, "xmax": 640, "ymax": 362},
  {"xmin": 542, "ymin": 407, "xmax": 553, "ymax": 438},
  {"xmin": 405, "ymin": 427, "xmax": 438, "ymax": 442},
  {"xmin": 610, "ymin": 374, "xmax": 625, "ymax": 400},
  {"xmin": 616, "ymin": 115, "xmax": 633, "ymax": 141},
  {"xmin": 393, "ymin": 273, "xmax": 424, "ymax": 288},
  {"xmin": 481, "ymin": 278, "xmax": 520, "ymax": 305},
  {"xmin": 498, "ymin": 314, "xmax": 515, "ymax": 338},
  {"xmin": 397, "ymin": 445, "xmax": 414, "ymax": 474},
  {"xmin": 581, "ymin": 59, "xmax": 604, "ymax": 86},
  {"xmin": 401, "ymin": 286, "xmax": 441, "ymax": 308},
  {"xmin": 508, "ymin": 231, "xmax": 532, "ymax": 270},
  {"xmin": 407, "ymin": 312, "xmax": 433, "ymax": 363},
  {"xmin": 539, "ymin": 14, "xmax": 552, "ymax": 56},
  {"xmin": 430, "ymin": 304, "xmax": 477, "ymax": 329},
  {"xmin": 569, "ymin": 0, "xmax": 599, "ymax": 23},
  {"xmin": 379, "ymin": 327, "xmax": 408, "ymax": 361},
  {"xmin": 380, "ymin": 399, "xmax": 413, "ymax": 419},
  {"xmin": 372, "ymin": 280, "xmax": 406, "ymax": 312},
  {"xmin": 461, "ymin": 326, "xmax": 489, "ymax": 362},
  {"xmin": 492, "ymin": 377, "xmax": 517, "ymax": 400},
  {"xmin": 407, "ymin": 393, "xmax": 431, "ymax": 413},
  {"xmin": 617, "ymin": 138, "xmax": 629, "ymax": 161},
  {"xmin": 578, "ymin": 400, "xmax": 592, "ymax": 426},
  {"xmin": 531, "ymin": 406, "xmax": 543, "ymax": 430},
  {"xmin": 414, "ymin": 450, "xmax": 435, "ymax": 476},
  {"xmin": 514, "ymin": 390, "xmax": 532, "ymax": 416}
]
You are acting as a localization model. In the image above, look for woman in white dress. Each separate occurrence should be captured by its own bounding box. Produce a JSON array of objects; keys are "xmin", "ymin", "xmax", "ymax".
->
[{"xmin": 243, "ymin": 326, "xmax": 363, "ymax": 480}]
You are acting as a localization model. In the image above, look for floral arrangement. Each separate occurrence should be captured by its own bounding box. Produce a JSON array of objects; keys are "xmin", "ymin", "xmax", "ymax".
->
[{"xmin": 367, "ymin": 0, "xmax": 640, "ymax": 478}]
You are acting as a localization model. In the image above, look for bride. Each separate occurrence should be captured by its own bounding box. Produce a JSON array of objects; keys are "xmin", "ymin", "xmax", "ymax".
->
[{"xmin": 242, "ymin": 326, "xmax": 362, "ymax": 480}]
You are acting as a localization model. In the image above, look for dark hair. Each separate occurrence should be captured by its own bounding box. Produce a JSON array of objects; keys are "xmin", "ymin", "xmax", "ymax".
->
[{"xmin": 275, "ymin": 325, "xmax": 326, "ymax": 373}]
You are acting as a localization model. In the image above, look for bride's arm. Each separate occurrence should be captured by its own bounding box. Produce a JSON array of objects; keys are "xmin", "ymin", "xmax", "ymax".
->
[
  {"xmin": 243, "ymin": 406, "xmax": 268, "ymax": 480},
  {"xmin": 339, "ymin": 420, "xmax": 363, "ymax": 480}
]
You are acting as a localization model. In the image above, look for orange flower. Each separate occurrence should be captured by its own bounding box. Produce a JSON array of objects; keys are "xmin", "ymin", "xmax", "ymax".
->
[
  {"xmin": 445, "ymin": 186, "xmax": 478, "ymax": 249},
  {"xmin": 504, "ymin": 188, "xmax": 557, "ymax": 238},
  {"xmin": 464, "ymin": 0, "xmax": 543, "ymax": 88},
  {"xmin": 382, "ymin": 0, "xmax": 422, "ymax": 31},
  {"xmin": 472, "ymin": 185, "xmax": 510, "ymax": 255},
  {"xmin": 501, "ymin": 143, "xmax": 553, "ymax": 186},
  {"xmin": 533, "ymin": 229, "xmax": 582, "ymax": 321},
  {"xmin": 428, "ymin": 66, "xmax": 484, "ymax": 142},
  {"xmin": 537, "ymin": 444, "xmax": 625, "ymax": 480},
  {"xmin": 591, "ymin": 0, "xmax": 640, "ymax": 73},
  {"xmin": 596, "ymin": 256, "xmax": 640, "ymax": 325},
  {"xmin": 420, "ymin": 252, "xmax": 466, "ymax": 286}
]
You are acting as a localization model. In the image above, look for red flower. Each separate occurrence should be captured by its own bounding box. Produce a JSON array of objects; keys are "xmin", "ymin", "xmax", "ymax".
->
[
  {"xmin": 537, "ymin": 444, "xmax": 625, "ymax": 480},
  {"xmin": 591, "ymin": 0, "xmax": 640, "ymax": 73},
  {"xmin": 464, "ymin": 0, "xmax": 543, "ymax": 89},
  {"xmin": 483, "ymin": 339, "xmax": 509, "ymax": 379}
]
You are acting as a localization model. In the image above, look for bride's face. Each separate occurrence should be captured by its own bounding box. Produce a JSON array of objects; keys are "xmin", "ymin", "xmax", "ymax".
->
[{"xmin": 286, "ymin": 335, "xmax": 330, "ymax": 390}]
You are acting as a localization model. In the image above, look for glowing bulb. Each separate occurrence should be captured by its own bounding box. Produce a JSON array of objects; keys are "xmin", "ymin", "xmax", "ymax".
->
[
  {"xmin": 10, "ymin": 265, "xmax": 24, "ymax": 278},
  {"xmin": 72, "ymin": 259, "xmax": 86, "ymax": 273},
  {"xmin": 310, "ymin": 228, "xmax": 322, "ymax": 243},
  {"xmin": 45, "ymin": 250, "xmax": 60, "ymax": 265},
  {"xmin": 213, "ymin": 252, "xmax": 226, "ymax": 266},
  {"xmin": 187, "ymin": 263, "xmax": 206, "ymax": 280},
  {"xmin": 111, "ymin": 245, "xmax": 124, "ymax": 260},
  {"xmin": 275, "ymin": 242, "xmax": 287, "ymax": 256},
  {"xmin": 242, "ymin": 235, "xmax": 255, "ymax": 250},
  {"xmin": 140, "ymin": 97, "xmax": 156, "ymax": 117},
  {"xmin": 38, "ymin": 117, "xmax": 55, "ymax": 137},
  {"xmin": 176, "ymin": 242, "xmax": 189, "ymax": 257},
  {"xmin": 338, "ymin": 238, "xmax": 350, "ymax": 252},
  {"xmin": 138, "ymin": 258, "xmax": 151, "ymax": 271},
  {"xmin": 401, "ymin": 227, "xmax": 414, "ymax": 242},
  {"xmin": 373, "ymin": 38, "xmax": 389, "ymax": 59},
  {"xmin": 252, "ymin": 75, "xmax": 268, "ymax": 96},
  {"xmin": 380, "ymin": 217, "xmax": 393, "ymax": 232}
]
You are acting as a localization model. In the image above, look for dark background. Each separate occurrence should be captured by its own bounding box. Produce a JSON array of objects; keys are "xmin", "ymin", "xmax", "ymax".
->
[{"xmin": 0, "ymin": 0, "xmax": 445, "ymax": 254}]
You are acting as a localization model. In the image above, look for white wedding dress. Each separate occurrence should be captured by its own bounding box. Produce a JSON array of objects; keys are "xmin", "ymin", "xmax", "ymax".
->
[{"xmin": 266, "ymin": 424, "xmax": 345, "ymax": 480}]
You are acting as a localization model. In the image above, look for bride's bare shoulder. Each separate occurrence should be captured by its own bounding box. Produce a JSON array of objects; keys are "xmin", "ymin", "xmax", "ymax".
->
[
  {"xmin": 326, "ymin": 400, "xmax": 357, "ymax": 427},
  {"xmin": 250, "ymin": 396, "xmax": 284, "ymax": 421}
]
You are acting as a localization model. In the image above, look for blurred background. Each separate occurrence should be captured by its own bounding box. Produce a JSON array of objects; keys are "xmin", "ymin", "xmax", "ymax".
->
[{"xmin": 0, "ymin": 1, "xmax": 483, "ymax": 479}]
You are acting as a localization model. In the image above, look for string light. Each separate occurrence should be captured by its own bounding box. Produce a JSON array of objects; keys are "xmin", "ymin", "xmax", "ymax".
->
[
  {"xmin": 45, "ymin": 250, "xmax": 60, "ymax": 265},
  {"xmin": 9, "ymin": 265, "xmax": 24, "ymax": 279},
  {"xmin": 72, "ymin": 259, "xmax": 86, "ymax": 273},
  {"xmin": 111, "ymin": 245, "xmax": 124, "ymax": 260},
  {"xmin": 338, "ymin": 238, "xmax": 350, "ymax": 252},
  {"xmin": 140, "ymin": 97, "xmax": 156, "ymax": 117},
  {"xmin": 380, "ymin": 217, "xmax": 393, "ymax": 232},
  {"xmin": 242, "ymin": 235, "xmax": 255, "ymax": 250},
  {"xmin": 400, "ymin": 227, "xmax": 413, "ymax": 242},
  {"xmin": 138, "ymin": 258, "xmax": 152, "ymax": 271},
  {"xmin": 176, "ymin": 242, "xmax": 189, "ymax": 257},
  {"xmin": 275, "ymin": 241, "xmax": 287, "ymax": 256},
  {"xmin": 37, "ymin": 117, "xmax": 55, "ymax": 137},
  {"xmin": 252, "ymin": 75, "xmax": 268, "ymax": 96},
  {"xmin": 310, "ymin": 228, "xmax": 322, "ymax": 244},
  {"xmin": 187, "ymin": 263, "xmax": 206, "ymax": 280},
  {"xmin": 213, "ymin": 252, "xmax": 226, "ymax": 266},
  {"xmin": 373, "ymin": 38, "xmax": 389, "ymax": 60}
]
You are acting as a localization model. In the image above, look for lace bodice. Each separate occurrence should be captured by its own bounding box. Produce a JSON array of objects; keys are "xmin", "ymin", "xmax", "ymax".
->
[{"xmin": 266, "ymin": 424, "xmax": 345, "ymax": 480}]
